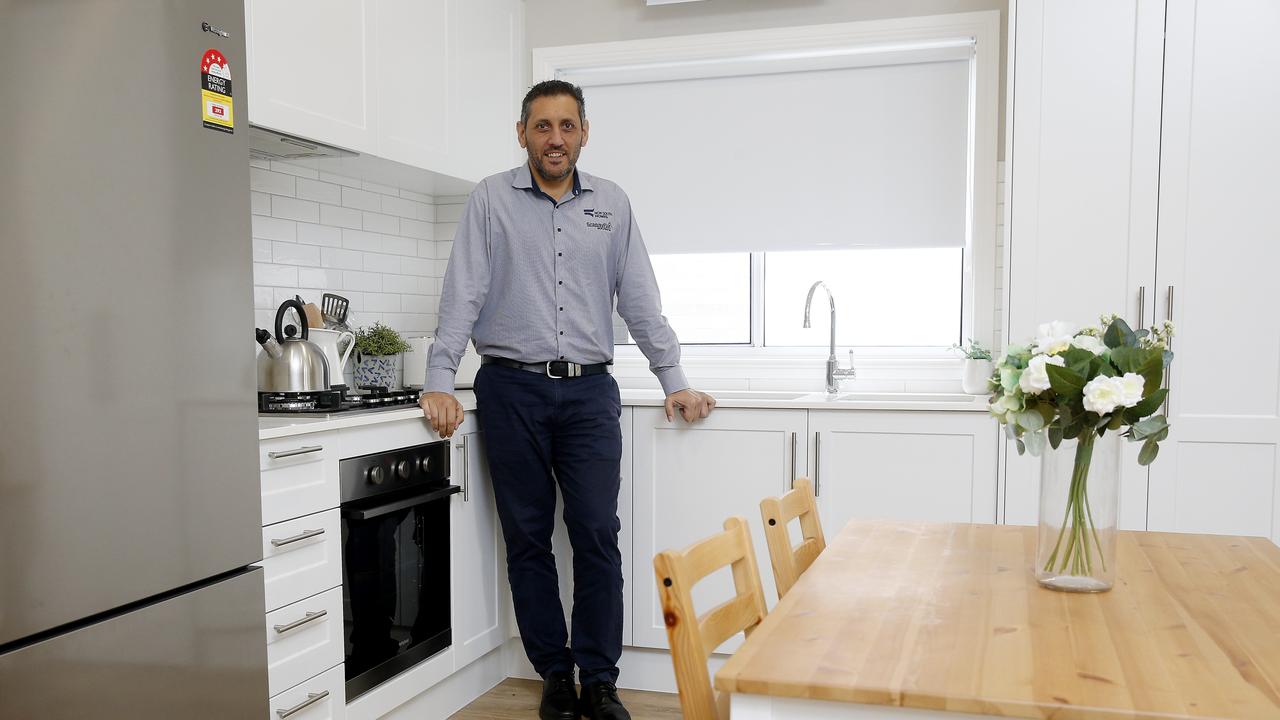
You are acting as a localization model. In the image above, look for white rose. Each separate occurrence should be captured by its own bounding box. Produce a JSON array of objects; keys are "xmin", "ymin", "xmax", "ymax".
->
[
  {"xmin": 1083, "ymin": 376, "xmax": 1125, "ymax": 415},
  {"xmin": 1071, "ymin": 334, "xmax": 1106, "ymax": 355},
  {"xmin": 1019, "ymin": 354, "xmax": 1066, "ymax": 395},
  {"xmin": 1033, "ymin": 321, "xmax": 1077, "ymax": 355},
  {"xmin": 1118, "ymin": 373, "xmax": 1146, "ymax": 408}
]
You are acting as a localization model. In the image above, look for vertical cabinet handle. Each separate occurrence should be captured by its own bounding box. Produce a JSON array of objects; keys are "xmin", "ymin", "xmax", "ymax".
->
[
  {"xmin": 1163, "ymin": 285, "xmax": 1175, "ymax": 416},
  {"xmin": 1136, "ymin": 285, "xmax": 1146, "ymax": 329},
  {"xmin": 814, "ymin": 432, "xmax": 821, "ymax": 497},
  {"xmin": 457, "ymin": 436, "xmax": 470, "ymax": 502},
  {"xmin": 789, "ymin": 432, "xmax": 797, "ymax": 489},
  {"xmin": 276, "ymin": 690, "xmax": 329, "ymax": 718}
]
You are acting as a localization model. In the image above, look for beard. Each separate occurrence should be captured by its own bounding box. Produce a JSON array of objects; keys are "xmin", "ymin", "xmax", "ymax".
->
[{"xmin": 527, "ymin": 144, "xmax": 580, "ymax": 182}]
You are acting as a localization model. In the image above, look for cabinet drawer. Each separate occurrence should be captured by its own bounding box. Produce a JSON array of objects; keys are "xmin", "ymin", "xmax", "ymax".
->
[
  {"xmin": 261, "ymin": 432, "xmax": 340, "ymax": 525},
  {"xmin": 268, "ymin": 664, "xmax": 346, "ymax": 720},
  {"xmin": 266, "ymin": 587, "xmax": 345, "ymax": 696},
  {"xmin": 258, "ymin": 509, "xmax": 342, "ymax": 612}
]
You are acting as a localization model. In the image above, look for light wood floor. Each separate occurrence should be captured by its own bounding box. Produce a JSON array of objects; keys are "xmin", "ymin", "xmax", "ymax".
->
[{"xmin": 450, "ymin": 678, "xmax": 682, "ymax": 719}]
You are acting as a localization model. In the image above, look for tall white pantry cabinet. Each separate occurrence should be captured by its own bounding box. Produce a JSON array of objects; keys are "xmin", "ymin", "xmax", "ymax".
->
[{"xmin": 1004, "ymin": 0, "xmax": 1280, "ymax": 544}]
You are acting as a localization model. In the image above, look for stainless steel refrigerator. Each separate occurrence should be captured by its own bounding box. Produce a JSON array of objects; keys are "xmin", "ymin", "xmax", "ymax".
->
[{"xmin": 0, "ymin": 1, "xmax": 268, "ymax": 716}]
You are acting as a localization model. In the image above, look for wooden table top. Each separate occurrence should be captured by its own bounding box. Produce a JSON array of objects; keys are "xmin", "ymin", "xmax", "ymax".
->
[{"xmin": 714, "ymin": 521, "xmax": 1280, "ymax": 719}]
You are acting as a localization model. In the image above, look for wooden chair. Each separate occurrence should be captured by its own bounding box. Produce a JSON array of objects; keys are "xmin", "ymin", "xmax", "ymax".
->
[
  {"xmin": 759, "ymin": 476, "xmax": 826, "ymax": 600},
  {"xmin": 653, "ymin": 516, "xmax": 769, "ymax": 720}
]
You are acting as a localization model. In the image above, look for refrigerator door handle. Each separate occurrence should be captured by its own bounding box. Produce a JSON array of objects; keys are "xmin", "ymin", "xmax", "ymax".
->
[
  {"xmin": 276, "ymin": 691, "xmax": 330, "ymax": 719},
  {"xmin": 273, "ymin": 609, "xmax": 327, "ymax": 634}
]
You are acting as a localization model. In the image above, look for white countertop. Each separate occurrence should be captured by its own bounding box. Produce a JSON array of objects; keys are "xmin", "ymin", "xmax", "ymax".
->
[{"xmin": 258, "ymin": 389, "xmax": 987, "ymax": 440}]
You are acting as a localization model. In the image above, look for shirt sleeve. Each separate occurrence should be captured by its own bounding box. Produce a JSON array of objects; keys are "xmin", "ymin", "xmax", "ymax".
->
[
  {"xmin": 425, "ymin": 185, "xmax": 491, "ymax": 394},
  {"xmin": 615, "ymin": 197, "xmax": 690, "ymax": 396}
]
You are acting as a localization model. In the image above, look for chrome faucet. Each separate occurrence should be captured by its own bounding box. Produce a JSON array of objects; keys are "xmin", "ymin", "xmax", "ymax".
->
[{"xmin": 803, "ymin": 281, "xmax": 856, "ymax": 394}]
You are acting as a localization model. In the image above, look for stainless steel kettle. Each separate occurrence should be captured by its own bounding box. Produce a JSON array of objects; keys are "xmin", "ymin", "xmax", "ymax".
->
[{"xmin": 257, "ymin": 299, "xmax": 331, "ymax": 392}]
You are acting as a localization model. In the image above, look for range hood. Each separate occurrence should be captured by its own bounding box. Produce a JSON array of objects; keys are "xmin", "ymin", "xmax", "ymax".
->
[{"xmin": 249, "ymin": 125, "xmax": 357, "ymax": 161}]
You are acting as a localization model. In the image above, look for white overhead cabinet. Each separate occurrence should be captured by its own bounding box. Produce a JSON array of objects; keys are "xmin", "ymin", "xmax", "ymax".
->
[
  {"xmin": 246, "ymin": 0, "xmax": 524, "ymax": 181},
  {"xmin": 1005, "ymin": 0, "xmax": 1280, "ymax": 543}
]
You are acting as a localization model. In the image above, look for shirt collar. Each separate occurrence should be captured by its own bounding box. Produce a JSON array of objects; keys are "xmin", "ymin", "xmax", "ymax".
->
[{"xmin": 511, "ymin": 163, "xmax": 593, "ymax": 199}]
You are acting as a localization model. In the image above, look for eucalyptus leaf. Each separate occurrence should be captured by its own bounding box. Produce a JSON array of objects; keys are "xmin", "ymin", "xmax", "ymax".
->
[
  {"xmin": 1015, "ymin": 438, "xmax": 1026, "ymax": 455},
  {"xmin": 1018, "ymin": 409, "xmax": 1046, "ymax": 432},
  {"xmin": 1110, "ymin": 346, "xmax": 1138, "ymax": 373},
  {"xmin": 1048, "ymin": 425, "xmax": 1064, "ymax": 449},
  {"xmin": 1107, "ymin": 413, "xmax": 1125, "ymax": 430},
  {"xmin": 1128, "ymin": 388, "xmax": 1169, "ymax": 418},
  {"xmin": 1103, "ymin": 317, "xmax": 1137, "ymax": 349},
  {"xmin": 1131, "ymin": 415, "xmax": 1169, "ymax": 440},
  {"xmin": 1138, "ymin": 439, "xmax": 1160, "ymax": 466},
  {"xmin": 1023, "ymin": 430, "xmax": 1046, "ymax": 456}
]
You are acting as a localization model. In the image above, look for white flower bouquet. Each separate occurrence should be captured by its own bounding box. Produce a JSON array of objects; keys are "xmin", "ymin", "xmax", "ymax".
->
[{"xmin": 990, "ymin": 316, "xmax": 1174, "ymax": 579}]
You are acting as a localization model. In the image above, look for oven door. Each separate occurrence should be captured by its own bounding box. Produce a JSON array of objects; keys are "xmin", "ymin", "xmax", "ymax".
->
[{"xmin": 340, "ymin": 483, "xmax": 460, "ymax": 700}]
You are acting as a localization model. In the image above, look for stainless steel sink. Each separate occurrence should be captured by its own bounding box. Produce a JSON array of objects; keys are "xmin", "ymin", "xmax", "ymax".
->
[
  {"xmin": 832, "ymin": 392, "xmax": 975, "ymax": 403},
  {"xmin": 706, "ymin": 390, "xmax": 811, "ymax": 401}
]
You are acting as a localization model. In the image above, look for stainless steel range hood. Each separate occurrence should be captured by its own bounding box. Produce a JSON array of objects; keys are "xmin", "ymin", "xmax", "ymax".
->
[{"xmin": 249, "ymin": 125, "xmax": 357, "ymax": 161}]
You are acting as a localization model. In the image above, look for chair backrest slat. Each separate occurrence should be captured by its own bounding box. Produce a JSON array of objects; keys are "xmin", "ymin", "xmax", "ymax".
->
[{"xmin": 759, "ymin": 477, "xmax": 827, "ymax": 600}]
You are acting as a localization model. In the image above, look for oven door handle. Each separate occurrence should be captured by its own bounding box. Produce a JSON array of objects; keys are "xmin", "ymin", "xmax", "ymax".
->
[{"xmin": 341, "ymin": 485, "xmax": 462, "ymax": 520}]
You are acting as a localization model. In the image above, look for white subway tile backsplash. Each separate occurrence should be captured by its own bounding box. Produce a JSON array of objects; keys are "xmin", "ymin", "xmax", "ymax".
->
[
  {"xmin": 401, "ymin": 257, "xmax": 434, "ymax": 276},
  {"xmin": 435, "ymin": 203, "xmax": 464, "ymax": 223},
  {"xmin": 321, "ymin": 247, "xmax": 364, "ymax": 270},
  {"xmin": 433, "ymin": 259, "xmax": 449, "ymax": 276},
  {"xmin": 437, "ymin": 242, "xmax": 453, "ymax": 260},
  {"xmin": 342, "ymin": 187, "xmax": 383, "ymax": 212},
  {"xmin": 251, "ymin": 191, "xmax": 271, "ymax": 216},
  {"xmin": 382, "ymin": 236, "xmax": 417, "ymax": 257},
  {"xmin": 417, "ymin": 241, "xmax": 435, "ymax": 259},
  {"xmin": 250, "ymin": 157, "xmax": 271, "ymax": 170},
  {"xmin": 319, "ymin": 171, "xmax": 361, "ymax": 188},
  {"xmin": 363, "ymin": 292, "xmax": 401, "ymax": 312},
  {"xmin": 401, "ymin": 295, "xmax": 434, "ymax": 314},
  {"xmin": 253, "ymin": 238, "xmax": 272, "ymax": 263},
  {"xmin": 381, "ymin": 195, "xmax": 426, "ymax": 220},
  {"xmin": 298, "ymin": 267, "xmax": 343, "ymax": 289},
  {"xmin": 270, "ymin": 161, "xmax": 319, "ymax": 180},
  {"xmin": 272, "ymin": 287, "xmax": 306, "ymax": 309},
  {"xmin": 362, "ymin": 212, "xmax": 400, "ymax": 235},
  {"xmin": 363, "ymin": 253, "xmax": 402, "ymax": 274},
  {"xmin": 399, "ymin": 189, "xmax": 433, "ymax": 204},
  {"xmin": 383, "ymin": 275, "xmax": 422, "ymax": 294},
  {"xmin": 272, "ymin": 241, "xmax": 320, "ymax": 267},
  {"xmin": 342, "ymin": 229, "xmax": 386, "ymax": 253},
  {"xmin": 320, "ymin": 204, "xmax": 363, "ymax": 230},
  {"xmin": 297, "ymin": 222, "xmax": 342, "ymax": 248},
  {"xmin": 343, "ymin": 270, "xmax": 383, "ymax": 292},
  {"xmin": 400, "ymin": 218, "xmax": 433, "ymax": 240},
  {"xmin": 254, "ymin": 263, "xmax": 298, "ymax": 287},
  {"xmin": 297, "ymin": 178, "xmax": 342, "ymax": 205},
  {"xmin": 250, "ymin": 167, "xmax": 295, "ymax": 196},
  {"xmin": 272, "ymin": 195, "xmax": 320, "ymax": 223},
  {"xmin": 362, "ymin": 180, "xmax": 399, "ymax": 196},
  {"xmin": 435, "ymin": 223, "xmax": 458, "ymax": 242},
  {"xmin": 254, "ymin": 287, "xmax": 275, "ymax": 310},
  {"xmin": 252, "ymin": 215, "xmax": 296, "ymax": 242}
]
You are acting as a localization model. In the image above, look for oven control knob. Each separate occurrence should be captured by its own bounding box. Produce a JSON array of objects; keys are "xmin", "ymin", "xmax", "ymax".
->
[
  {"xmin": 366, "ymin": 466, "xmax": 386, "ymax": 485},
  {"xmin": 396, "ymin": 460, "xmax": 413, "ymax": 479},
  {"xmin": 419, "ymin": 456, "xmax": 433, "ymax": 473}
]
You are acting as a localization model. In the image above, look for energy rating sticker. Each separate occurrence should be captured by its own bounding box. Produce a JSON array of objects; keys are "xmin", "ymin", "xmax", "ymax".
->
[{"xmin": 201, "ymin": 48, "xmax": 234, "ymax": 133}]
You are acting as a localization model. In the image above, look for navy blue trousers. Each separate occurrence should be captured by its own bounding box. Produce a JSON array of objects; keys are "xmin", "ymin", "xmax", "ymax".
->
[{"xmin": 472, "ymin": 363, "xmax": 624, "ymax": 685}]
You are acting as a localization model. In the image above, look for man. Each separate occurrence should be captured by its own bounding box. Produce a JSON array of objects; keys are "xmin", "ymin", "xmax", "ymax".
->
[{"xmin": 420, "ymin": 80, "xmax": 716, "ymax": 720}]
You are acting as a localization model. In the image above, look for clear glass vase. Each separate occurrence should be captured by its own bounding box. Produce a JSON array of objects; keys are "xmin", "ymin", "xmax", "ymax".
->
[{"xmin": 1036, "ymin": 430, "xmax": 1121, "ymax": 592}]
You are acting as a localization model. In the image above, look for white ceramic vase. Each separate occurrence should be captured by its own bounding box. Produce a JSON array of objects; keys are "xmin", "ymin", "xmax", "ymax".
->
[{"xmin": 961, "ymin": 358, "xmax": 994, "ymax": 394}]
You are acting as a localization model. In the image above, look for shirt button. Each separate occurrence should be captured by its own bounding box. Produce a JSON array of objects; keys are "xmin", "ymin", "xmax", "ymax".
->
[
  {"xmin": 559, "ymin": 331, "xmax": 564, "ymax": 335},
  {"xmin": 559, "ymin": 355, "xmax": 565, "ymax": 360},
  {"xmin": 558, "ymin": 252, "xmax": 562, "ymax": 257},
  {"xmin": 559, "ymin": 307, "xmax": 564, "ymax": 311},
  {"xmin": 557, "ymin": 227, "xmax": 562, "ymax": 232},
  {"xmin": 558, "ymin": 280, "xmax": 563, "ymax": 285}
]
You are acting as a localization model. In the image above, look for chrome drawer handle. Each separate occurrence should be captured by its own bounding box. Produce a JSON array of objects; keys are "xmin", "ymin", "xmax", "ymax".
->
[
  {"xmin": 276, "ymin": 690, "xmax": 329, "ymax": 718},
  {"xmin": 273, "ymin": 609, "xmax": 327, "ymax": 634},
  {"xmin": 270, "ymin": 528, "xmax": 324, "ymax": 547},
  {"xmin": 268, "ymin": 445, "xmax": 323, "ymax": 460}
]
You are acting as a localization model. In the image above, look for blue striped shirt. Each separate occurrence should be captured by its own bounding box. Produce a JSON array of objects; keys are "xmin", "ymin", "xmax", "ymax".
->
[{"xmin": 426, "ymin": 164, "xmax": 688, "ymax": 395}]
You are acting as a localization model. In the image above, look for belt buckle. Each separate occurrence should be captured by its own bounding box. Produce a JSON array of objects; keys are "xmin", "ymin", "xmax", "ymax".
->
[{"xmin": 545, "ymin": 361, "xmax": 581, "ymax": 379}]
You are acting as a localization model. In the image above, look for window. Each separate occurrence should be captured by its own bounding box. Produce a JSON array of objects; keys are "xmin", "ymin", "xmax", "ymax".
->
[{"xmin": 616, "ymin": 253, "xmax": 751, "ymax": 345}]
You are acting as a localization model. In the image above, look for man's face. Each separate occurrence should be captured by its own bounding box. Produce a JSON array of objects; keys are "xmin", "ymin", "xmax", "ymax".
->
[{"xmin": 517, "ymin": 94, "xmax": 588, "ymax": 183}]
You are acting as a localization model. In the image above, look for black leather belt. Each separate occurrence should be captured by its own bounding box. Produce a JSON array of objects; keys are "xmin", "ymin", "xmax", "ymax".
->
[{"xmin": 482, "ymin": 356, "xmax": 612, "ymax": 379}]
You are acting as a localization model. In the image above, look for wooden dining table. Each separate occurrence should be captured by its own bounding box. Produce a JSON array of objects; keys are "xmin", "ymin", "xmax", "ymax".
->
[{"xmin": 714, "ymin": 520, "xmax": 1280, "ymax": 719}]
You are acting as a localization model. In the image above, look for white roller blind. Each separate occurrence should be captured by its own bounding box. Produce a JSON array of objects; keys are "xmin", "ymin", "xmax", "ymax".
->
[{"xmin": 566, "ymin": 50, "xmax": 972, "ymax": 254}]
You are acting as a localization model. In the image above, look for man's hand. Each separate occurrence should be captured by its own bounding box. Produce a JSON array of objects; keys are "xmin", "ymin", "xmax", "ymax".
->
[
  {"xmin": 420, "ymin": 391, "xmax": 465, "ymax": 438},
  {"xmin": 665, "ymin": 388, "xmax": 716, "ymax": 423}
]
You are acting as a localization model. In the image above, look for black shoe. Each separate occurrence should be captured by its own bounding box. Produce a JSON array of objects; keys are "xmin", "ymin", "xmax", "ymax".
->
[
  {"xmin": 540, "ymin": 670, "xmax": 579, "ymax": 720},
  {"xmin": 579, "ymin": 681, "xmax": 631, "ymax": 720}
]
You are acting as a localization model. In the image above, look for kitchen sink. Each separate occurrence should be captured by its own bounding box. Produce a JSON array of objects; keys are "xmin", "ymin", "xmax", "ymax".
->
[
  {"xmin": 707, "ymin": 390, "xmax": 811, "ymax": 401},
  {"xmin": 832, "ymin": 392, "xmax": 975, "ymax": 403}
]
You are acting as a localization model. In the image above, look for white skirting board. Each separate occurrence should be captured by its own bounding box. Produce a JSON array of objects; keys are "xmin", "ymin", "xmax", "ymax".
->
[{"xmin": 503, "ymin": 638, "xmax": 723, "ymax": 695}]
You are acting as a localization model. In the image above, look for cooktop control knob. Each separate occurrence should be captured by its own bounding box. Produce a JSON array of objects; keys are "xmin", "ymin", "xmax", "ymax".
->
[
  {"xmin": 367, "ymin": 466, "xmax": 385, "ymax": 485},
  {"xmin": 419, "ymin": 456, "xmax": 432, "ymax": 473},
  {"xmin": 396, "ymin": 459, "xmax": 413, "ymax": 479}
]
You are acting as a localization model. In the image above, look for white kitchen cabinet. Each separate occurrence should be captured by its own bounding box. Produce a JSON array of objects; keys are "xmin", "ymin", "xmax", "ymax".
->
[
  {"xmin": 809, "ymin": 411, "xmax": 999, "ymax": 531},
  {"xmin": 630, "ymin": 407, "xmax": 807, "ymax": 650},
  {"xmin": 245, "ymin": 0, "xmax": 378, "ymax": 153},
  {"xmin": 451, "ymin": 412, "xmax": 506, "ymax": 669},
  {"xmin": 445, "ymin": 0, "xmax": 524, "ymax": 181},
  {"xmin": 1002, "ymin": 0, "xmax": 1167, "ymax": 531},
  {"xmin": 1146, "ymin": 0, "xmax": 1280, "ymax": 543}
]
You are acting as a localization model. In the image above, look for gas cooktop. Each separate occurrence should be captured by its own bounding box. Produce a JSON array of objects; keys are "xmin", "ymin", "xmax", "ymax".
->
[{"xmin": 258, "ymin": 387, "xmax": 421, "ymax": 415}]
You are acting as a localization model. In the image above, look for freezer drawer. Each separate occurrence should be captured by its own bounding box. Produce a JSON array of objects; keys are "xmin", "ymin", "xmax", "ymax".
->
[{"xmin": 0, "ymin": 568, "xmax": 269, "ymax": 719}]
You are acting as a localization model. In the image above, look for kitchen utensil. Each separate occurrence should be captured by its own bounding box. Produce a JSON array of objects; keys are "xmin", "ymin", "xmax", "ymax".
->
[
  {"xmin": 307, "ymin": 327, "xmax": 356, "ymax": 388},
  {"xmin": 303, "ymin": 302, "xmax": 324, "ymax": 329},
  {"xmin": 322, "ymin": 293, "xmax": 350, "ymax": 325},
  {"xmin": 257, "ymin": 298, "xmax": 331, "ymax": 392}
]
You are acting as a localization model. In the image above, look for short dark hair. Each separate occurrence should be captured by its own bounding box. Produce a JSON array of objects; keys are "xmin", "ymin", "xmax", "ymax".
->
[{"xmin": 520, "ymin": 80, "xmax": 586, "ymax": 126}]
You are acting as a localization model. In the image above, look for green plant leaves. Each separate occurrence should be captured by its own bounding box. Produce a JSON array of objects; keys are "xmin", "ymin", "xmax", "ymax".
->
[
  {"xmin": 1046, "ymin": 364, "xmax": 1086, "ymax": 397},
  {"xmin": 1024, "ymin": 430, "xmax": 1046, "ymax": 457},
  {"xmin": 1018, "ymin": 409, "xmax": 1046, "ymax": 432},
  {"xmin": 1126, "ymin": 388, "xmax": 1169, "ymax": 420},
  {"xmin": 1047, "ymin": 424, "xmax": 1064, "ymax": 450},
  {"xmin": 1138, "ymin": 439, "xmax": 1160, "ymax": 466},
  {"xmin": 1103, "ymin": 318, "xmax": 1137, "ymax": 349},
  {"xmin": 1130, "ymin": 415, "xmax": 1170, "ymax": 441}
]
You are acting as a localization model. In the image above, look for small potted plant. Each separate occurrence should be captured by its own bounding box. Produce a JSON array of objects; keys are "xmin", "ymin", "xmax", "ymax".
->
[
  {"xmin": 353, "ymin": 321, "xmax": 412, "ymax": 390},
  {"xmin": 954, "ymin": 338, "xmax": 994, "ymax": 394}
]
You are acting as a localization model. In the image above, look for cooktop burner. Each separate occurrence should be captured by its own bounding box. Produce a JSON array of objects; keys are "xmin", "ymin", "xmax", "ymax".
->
[{"xmin": 258, "ymin": 388, "xmax": 421, "ymax": 415}]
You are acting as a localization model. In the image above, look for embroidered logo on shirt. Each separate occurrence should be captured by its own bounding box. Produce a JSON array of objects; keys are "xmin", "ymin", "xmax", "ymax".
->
[{"xmin": 583, "ymin": 208, "xmax": 613, "ymax": 232}]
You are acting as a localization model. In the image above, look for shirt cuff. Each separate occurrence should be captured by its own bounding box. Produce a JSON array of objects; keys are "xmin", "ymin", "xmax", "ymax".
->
[
  {"xmin": 654, "ymin": 366, "xmax": 690, "ymax": 396},
  {"xmin": 425, "ymin": 368, "xmax": 456, "ymax": 395}
]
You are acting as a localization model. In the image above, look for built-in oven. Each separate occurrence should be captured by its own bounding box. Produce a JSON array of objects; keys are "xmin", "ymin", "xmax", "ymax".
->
[{"xmin": 339, "ymin": 440, "xmax": 457, "ymax": 701}]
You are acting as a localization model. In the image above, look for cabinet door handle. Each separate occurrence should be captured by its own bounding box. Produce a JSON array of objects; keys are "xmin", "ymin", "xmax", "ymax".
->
[
  {"xmin": 457, "ymin": 437, "xmax": 470, "ymax": 502},
  {"xmin": 273, "ymin": 609, "xmax": 327, "ymax": 634},
  {"xmin": 789, "ymin": 432, "xmax": 797, "ymax": 489},
  {"xmin": 1136, "ymin": 285, "xmax": 1146, "ymax": 329},
  {"xmin": 276, "ymin": 691, "xmax": 329, "ymax": 719},
  {"xmin": 270, "ymin": 528, "xmax": 324, "ymax": 547},
  {"xmin": 1163, "ymin": 285, "xmax": 1175, "ymax": 416},
  {"xmin": 814, "ymin": 432, "xmax": 821, "ymax": 497},
  {"xmin": 267, "ymin": 445, "xmax": 323, "ymax": 460}
]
